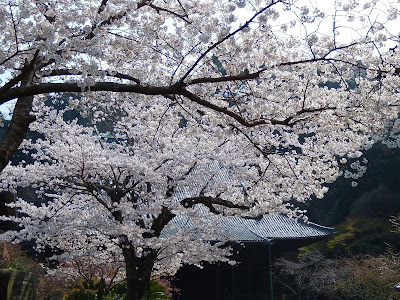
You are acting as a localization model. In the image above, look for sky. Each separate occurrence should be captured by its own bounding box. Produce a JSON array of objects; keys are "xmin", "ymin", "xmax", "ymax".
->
[{"xmin": 0, "ymin": 100, "xmax": 15, "ymax": 120}]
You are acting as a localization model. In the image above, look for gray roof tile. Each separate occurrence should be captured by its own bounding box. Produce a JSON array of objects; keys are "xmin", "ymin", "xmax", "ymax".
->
[{"xmin": 161, "ymin": 164, "xmax": 333, "ymax": 242}]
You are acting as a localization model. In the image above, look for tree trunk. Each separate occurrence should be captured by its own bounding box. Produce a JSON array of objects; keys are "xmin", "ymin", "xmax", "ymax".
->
[
  {"xmin": 96, "ymin": 278, "xmax": 106, "ymax": 300},
  {"xmin": 0, "ymin": 95, "xmax": 35, "ymax": 172},
  {"xmin": 122, "ymin": 247, "xmax": 157, "ymax": 300},
  {"xmin": 0, "ymin": 57, "xmax": 39, "ymax": 172}
]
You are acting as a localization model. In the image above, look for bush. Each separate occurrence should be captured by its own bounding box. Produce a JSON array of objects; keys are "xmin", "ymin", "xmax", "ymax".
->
[
  {"xmin": 61, "ymin": 279, "xmax": 170, "ymax": 300},
  {"xmin": 63, "ymin": 290, "xmax": 97, "ymax": 300},
  {"xmin": 141, "ymin": 279, "xmax": 170, "ymax": 300}
]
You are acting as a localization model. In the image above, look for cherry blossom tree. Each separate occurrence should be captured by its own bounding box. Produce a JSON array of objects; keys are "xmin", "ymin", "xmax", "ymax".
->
[
  {"xmin": 0, "ymin": 0, "xmax": 399, "ymax": 171},
  {"xmin": 0, "ymin": 0, "xmax": 400, "ymax": 299}
]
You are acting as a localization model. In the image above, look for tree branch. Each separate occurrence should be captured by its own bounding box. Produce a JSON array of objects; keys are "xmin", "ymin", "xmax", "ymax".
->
[
  {"xmin": 43, "ymin": 69, "xmax": 141, "ymax": 84},
  {"xmin": 179, "ymin": 1, "xmax": 281, "ymax": 83},
  {"xmin": 137, "ymin": 0, "xmax": 191, "ymax": 24},
  {"xmin": 178, "ymin": 88, "xmax": 269, "ymax": 127},
  {"xmin": 180, "ymin": 196, "xmax": 249, "ymax": 215},
  {"xmin": 85, "ymin": 7, "xmax": 127, "ymax": 40},
  {"xmin": 0, "ymin": 82, "xmax": 177, "ymax": 104},
  {"xmin": 187, "ymin": 72, "xmax": 260, "ymax": 85},
  {"xmin": 9, "ymin": 4, "xmax": 19, "ymax": 53},
  {"xmin": 0, "ymin": 79, "xmax": 338, "ymax": 131},
  {"xmin": 97, "ymin": 0, "xmax": 108, "ymax": 14},
  {"xmin": 142, "ymin": 206, "xmax": 175, "ymax": 238}
]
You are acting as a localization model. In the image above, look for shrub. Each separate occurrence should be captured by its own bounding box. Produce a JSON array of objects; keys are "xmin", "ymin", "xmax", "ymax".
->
[{"xmin": 63, "ymin": 290, "xmax": 97, "ymax": 300}]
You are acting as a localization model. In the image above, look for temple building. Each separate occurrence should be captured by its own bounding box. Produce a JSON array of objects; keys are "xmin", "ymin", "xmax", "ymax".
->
[
  {"xmin": 161, "ymin": 164, "xmax": 333, "ymax": 300},
  {"xmin": 169, "ymin": 213, "xmax": 333, "ymax": 300}
]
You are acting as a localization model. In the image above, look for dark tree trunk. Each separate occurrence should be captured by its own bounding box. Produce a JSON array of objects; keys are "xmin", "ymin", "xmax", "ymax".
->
[
  {"xmin": 122, "ymin": 247, "xmax": 157, "ymax": 300},
  {"xmin": 0, "ymin": 57, "xmax": 39, "ymax": 172},
  {"xmin": 96, "ymin": 278, "xmax": 106, "ymax": 300},
  {"xmin": 0, "ymin": 95, "xmax": 35, "ymax": 172}
]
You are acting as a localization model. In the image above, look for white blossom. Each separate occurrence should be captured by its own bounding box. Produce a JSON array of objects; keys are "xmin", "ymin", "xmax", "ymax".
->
[{"xmin": 0, "ymin": 0, "xmax": 398, "ymax": 297}]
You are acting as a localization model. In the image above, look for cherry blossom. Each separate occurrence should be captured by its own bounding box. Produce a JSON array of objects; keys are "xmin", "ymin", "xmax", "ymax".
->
[{"xmin": 0, "ymin": 1, "xmax": 399, "ymax": 299}]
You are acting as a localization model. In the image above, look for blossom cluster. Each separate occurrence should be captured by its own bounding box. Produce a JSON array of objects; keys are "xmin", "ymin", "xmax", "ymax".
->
[{"xmin": 0, "ymin": 0, "xmax": 399, "ymax": 278}]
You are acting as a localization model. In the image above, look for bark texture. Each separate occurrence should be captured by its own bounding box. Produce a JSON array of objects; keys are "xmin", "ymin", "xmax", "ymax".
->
[
  {"xmin": 0, "ymin": 96, "xmax": 35, "ymax": 172},
  {"xmin": 123, "ymin": 247, "xmax": 157, "ymax": 300}
]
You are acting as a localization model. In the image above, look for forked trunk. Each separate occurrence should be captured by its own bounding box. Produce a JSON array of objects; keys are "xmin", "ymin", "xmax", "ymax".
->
[{"xmin": 122, "ymin": 247, "xmax": 157, "ymax": 300}]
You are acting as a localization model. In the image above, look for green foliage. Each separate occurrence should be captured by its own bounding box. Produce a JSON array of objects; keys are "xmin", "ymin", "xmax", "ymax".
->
[
  {"xmin": 0, "ymin": 256, "xmax": 32, "ymax": 270},
  {"xmin": 103, "ymin": 282, "xmax": 126, "ymax": 300},
  {"xmin": 0, "ymin": 242, "xmax": 35, "ymax": 270},
  {"xmin": 105, "ymin": 279, "xmax": 170, "ymax": 300},
  {"xmin": 62, "ymin": 290, "xmax": 97, "ymax": 300},
  {"xmin": 62, "ymin": 279, "xmax": 170, "ymax": 300},
  {"xmin": 300, "ymin": 217, "xmax": 397, "ymax": 257},
  {"xmin": 141, "ymin": 279, "xmax": 170, "ymax": 300}
]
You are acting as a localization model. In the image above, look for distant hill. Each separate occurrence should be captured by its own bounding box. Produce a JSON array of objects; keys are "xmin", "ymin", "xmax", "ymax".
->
[{"xmin": 300, "ymin": 143, "xmax": 400, "ymax": 226}]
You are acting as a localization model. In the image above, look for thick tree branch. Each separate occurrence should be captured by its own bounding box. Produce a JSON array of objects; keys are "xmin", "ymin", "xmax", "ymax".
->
[
  {"xmin": 97, "ymin": 0, "xmax": 108, "ymax": 14},
  {"xmin": 178, "ymin": 88, "xmax": 268, "ymax": 127},
  {"xmin": 0, "ymin": 82, "xmax": 177, "ymax": 104},
  {"xmin": 0, "ymin": 80, "xmax": 338, "ymax": 131},
  {"xmin": 179, "ymin": 88, "xmax": 311, "ymax": 127},
  {"xmin": 142, "ymin": 206, "xmax": 175, "ymax": 238},
  {"xmin": 181, "ymin": 196, "xmax": 249, "ymax": 215},
  {"xmin": 0, "ymin": 72, "xmax": 25, "ymax": 95}
]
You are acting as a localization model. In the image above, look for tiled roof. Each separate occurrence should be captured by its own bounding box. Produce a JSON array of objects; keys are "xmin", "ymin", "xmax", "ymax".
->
[
  {"xmin": 162, "ymin": 211, "xmax": 333, "ymax": 242},
  {"xmin": 161, "ymin": 163, "xmax": 333, "ymax": 242}
]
